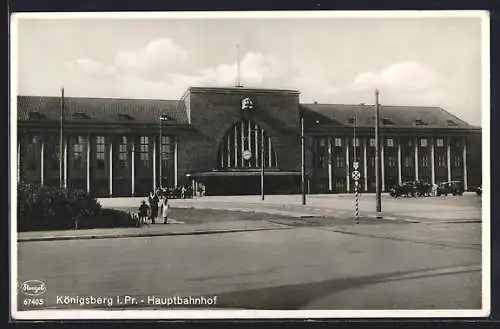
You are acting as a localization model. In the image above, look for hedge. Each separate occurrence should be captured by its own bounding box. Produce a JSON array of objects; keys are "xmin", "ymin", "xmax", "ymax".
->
[{"xmin": 17, "ymin": 182, "xmax": 136, "ymax": 231}]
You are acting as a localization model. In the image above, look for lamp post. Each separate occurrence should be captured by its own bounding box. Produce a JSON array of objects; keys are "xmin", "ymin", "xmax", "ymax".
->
[
  {"xmin": 59, "ymin": 87, "xmax": 65, "ymax": 189},
  {"xmin": 375, "ymin": 90, "xmax": 382, "ymax": 218},
  {"xmin": 261, "ymin": 127, "xmax": 265, "ymax": 201}
]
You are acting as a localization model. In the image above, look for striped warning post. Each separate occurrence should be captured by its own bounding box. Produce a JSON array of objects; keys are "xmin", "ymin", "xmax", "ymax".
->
[{"xmin": 355, "ymin": 186, "xmax": 359, "ymax": 224}]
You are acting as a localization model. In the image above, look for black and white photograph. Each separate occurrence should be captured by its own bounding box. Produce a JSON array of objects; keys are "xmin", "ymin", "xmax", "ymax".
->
[{"xmin": 11, "ymin": 11, "xmax": 490, "ymax": 319}]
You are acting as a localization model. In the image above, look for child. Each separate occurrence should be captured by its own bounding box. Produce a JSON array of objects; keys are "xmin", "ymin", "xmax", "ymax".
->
[
  {"xmin": 161, "ymin": 197, "xmax": 171, "ymax": 224},
  {"xmin": 138, "ymin": 200, "xmax": 149, "ymax": 226}
]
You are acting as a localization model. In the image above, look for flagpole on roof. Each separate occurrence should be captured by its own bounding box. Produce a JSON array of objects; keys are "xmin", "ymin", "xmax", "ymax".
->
[{"xmin": 59, "ymin": 87, "xmax": 65, "ymax": 189}]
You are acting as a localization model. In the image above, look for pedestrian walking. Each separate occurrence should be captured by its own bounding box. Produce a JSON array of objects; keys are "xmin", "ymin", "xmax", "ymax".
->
[
  {"xmin": 160, "ymin": 196, "xmax": 171, "ymax": 224},
  {"xmin": 181, "ymin": 185, "xmax": 186, "ymax": 199},
  {"xmin": 138, "ymin": 200, "xmax": 149, "ymax": 226},
  {"xmin": 148, "ymin": 191, "xmax": 159, "ymax": 224}
]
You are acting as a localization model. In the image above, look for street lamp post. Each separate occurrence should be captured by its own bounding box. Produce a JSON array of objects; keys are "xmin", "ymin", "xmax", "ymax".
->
[
  {"xmin": 159, "ymin": 114, "xmax": 168, "ymax": 188},
  {"xmin": 301, "ymin": 115, "xmax": 306, "ymax": 205},
  {"xmin": 261, "ymin": 127, "xmax": 265, "ymax": 201}
]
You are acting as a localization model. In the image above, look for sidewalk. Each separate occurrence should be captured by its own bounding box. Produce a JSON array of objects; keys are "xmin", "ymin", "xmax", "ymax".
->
[{"xmin": 17, "ymin": 219, "xmax": 291, "ymax": 243}]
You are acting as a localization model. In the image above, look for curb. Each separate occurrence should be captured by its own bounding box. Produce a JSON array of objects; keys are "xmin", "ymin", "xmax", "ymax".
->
[{"xmin": 17, "ymin": 226, "xmax": 291, "ymax": 243}]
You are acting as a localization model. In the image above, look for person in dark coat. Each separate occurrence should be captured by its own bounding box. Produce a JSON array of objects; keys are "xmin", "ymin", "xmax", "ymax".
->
[
  {"xmin": 148, "ymin": 191, "xmax": 159, "ymax": 224},
  {"xmin": 138, "ymin": 201, "xmax": 149, "ymax": 226}
]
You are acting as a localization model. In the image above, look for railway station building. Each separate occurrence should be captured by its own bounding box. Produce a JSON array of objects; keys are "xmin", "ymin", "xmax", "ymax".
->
[{"xmin": 17, "ymin": 86, "xmax": 482, "ymax": 197}]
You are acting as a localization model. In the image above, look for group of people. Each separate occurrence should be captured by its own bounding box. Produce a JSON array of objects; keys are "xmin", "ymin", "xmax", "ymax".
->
[{"xmin": 137, "ymin": 187, "xmax": 171, "ymax": 225}]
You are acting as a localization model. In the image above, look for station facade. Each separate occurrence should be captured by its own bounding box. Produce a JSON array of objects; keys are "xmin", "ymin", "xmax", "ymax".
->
[{"xmin": 17, "ymin": 86, "xmax": 482, "ymax": 197}]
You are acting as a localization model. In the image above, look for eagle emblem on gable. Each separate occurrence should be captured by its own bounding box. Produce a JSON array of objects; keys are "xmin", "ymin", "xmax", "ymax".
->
[{"xmin": 241, "ymin": 97, "xmax": 255, "ymax": 111}]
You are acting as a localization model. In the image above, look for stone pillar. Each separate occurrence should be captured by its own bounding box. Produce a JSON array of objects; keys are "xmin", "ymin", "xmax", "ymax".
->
[
  {"xmin": 414, "ymin": 137, "xmax": 419, "ymax": 181},
  {"xmin": 381, "ymin": 138, "xmax": 385, "ymax": 191},
  {"xmin": 431, "ymin": 137, "xmax": 436, "ymax": 185},
  {"xmin": 397, "ymin": 138, "xmax": 402, "ymax": 184},
  {"xmin": 268, "ymin": 137, "xmax": 272, "ymax": 167},
  {"xmin": 63, "ymin": 139, "xmax": 68, "ymax": 189},
  {"xmin": 40, "ymin": 139, "xmax": 45, "ymax": 186},
  {"xmin": 463, "ymin": 137, "xmax": 468, "ymax": 190},
  {"xmin": 328, "ymin": 137, "xmax": 333, "ymax": 191},
  {"xmin": 131, "ymin": 136, "xmax": 135, "ymax": 196},
  {"xmin": 447, "ymin": 138, "xmax": 452, "ymax": 182},
  {"xmin": 234, "ymin": 125, "xmax": 238, "ymax": 167},
  {"xmin": 153, "ymin": 137, "xmax": 156, "ymax": 190},
  {"xmin": 86, "ymin": 135, "xmax": 90, "ymax": 193},
  {"xmin": 17, "ymin": 141, "xmax": 20, "ymax": 183},
  {"xmin": 346, "ymin": 138, "xmax": 350, "ymax": 193},
  {"xmin": 109, "ymin": 138, "xmax": 113, "ymax": 197},
  {"xmin": 363, "ymin": 138, "xmax": 368, "ymax": 192},
  {"xmin": 174, "ymin": 136, "xmax": 178, "ymax": 188}
]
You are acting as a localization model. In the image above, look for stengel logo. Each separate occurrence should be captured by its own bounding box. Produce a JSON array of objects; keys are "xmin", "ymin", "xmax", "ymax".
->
[{"xmin": 19, "ymin": 280, "xmax": 47, "ymax": 296}]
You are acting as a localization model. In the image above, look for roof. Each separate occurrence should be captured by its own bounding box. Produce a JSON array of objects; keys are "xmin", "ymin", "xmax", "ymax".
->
[
  {"xmin": 17, "ymin": 96, "xmax": 188, "ymax": 124},
  {"xmin": 301, "ymin": 103, "xmax": 477, "ymax": 130}
]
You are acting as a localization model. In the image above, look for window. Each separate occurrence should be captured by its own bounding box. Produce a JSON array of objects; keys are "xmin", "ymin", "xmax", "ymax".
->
[
  {"xmin": 353, "ymin": 138, "xmax": 360, "ymax": 147},
  {"xmin": 453, "ymin": 155, "xmax": 462, "ymax": 167},
  {"xmin": 369, "ymin": 155, "xmax": 375, "ymax": 167},
  {"xmin": 404, "ymin": 156, "xmax": 412, "ymax": 168},
  {"xmin": 140, "ymin": 136, "xmax": 149, "ymax": 167},
  {"xmin": 334, "ymin": 138, "xmax": 342, "ymax": 147},
  {"xmin": 318, "ymin": 154, "xmax": 325, "ymax": 168},
  {"xmin": 414, "ymin": 119, "xmax": 427, "ymax": 126},
  {"xmin": 335, "ymin": 156, "xmax": 345, "ymax": 168},
  {"xmin": 382, "ymin": 118, "xmax": 394, "ymax": 125},
  {"xmin": 437, "ymin": 138, "xmax": 444, "ymax": 147},
  {"xmin": 319, "ymin": 138, "xmax": 326, "ymax": 147},
  {"xmin": 387, "ymin": 138, "xmax": 394, "ymax": 147},
  {"xmin": 50, "ymin": 138, "xmax": 60, "ymax": 170},
  {"xmin": 119, "ymin": 136, "xmax": 128, "ymax": 169},
  {"xmin": 96, "ymin": 136, "xmax": 105, "ymax": 170},
  {"xmin": 421, "ymin": 155, "xmax": 429, "ymax": 167},
  {"xmin": 388, "ymin": 155, "xmax": 396, "ymax": 167},
  {"xmin": 437, "ymin": 155, "xmax": 446, "ymax": 167},
  {"xmin": 161, "ymin": 136, "xmax": 171, "ymax": 164},
  {"xmin": 369, "ymin": 138, "xmax": 376, "ymax": 147},
  {"xmin": 72, "ymin": 136, "xmax": 85, "ymax": 169},
  {"xmin": 26, "ymin": 135, "xmax": 38, "ymax": 170},
  {"xmin": 420, "ymin": 138, "xmax": 428, "ymax": 147}
]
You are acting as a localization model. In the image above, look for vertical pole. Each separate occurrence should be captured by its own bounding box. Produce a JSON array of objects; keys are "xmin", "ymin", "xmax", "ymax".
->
[
  {"xmin": 159, "ymin": 117, "xmax": 162, "ymax": 188},
  {"xmin": 153, "ymin": 137, "xmax": 156, "ymax": 190},
  {"xmin": 463, "ymin": 136, "xmax": 468, "ymax": 191},
  {"xmin": 234, "ymin": 125, "xmax": 238, "ymax": 168},
  {"xmin": 375, "ymin": 89, "xmax": 382, "ymax": 218},
  {"xmin": 174, "ymin": 136, "xmax": 178, "ymax": 188},
  {"xmin": 241, "ymin": 121, "xmax": 245, "ymax": 166},
  {"xmin": 248, "ymin": 121, "xmax": 252, "ymax": 167},
  {"xmin": 59, "ymin": 87, "xmax": 65, "ymax": 189},
  {"xmin": 227, "ymin": 132, "xmax": 231, "ymax": 167},
  {"xmin": 431, "ymin": 137, "xmax": 436, "ymax": 185},
  {"xmin": 355, "ymin": 186, "xmax": 359, "ymax": 224},
  {"xmin": 381, "ymin": 137, "xmax": 385, "ymax": 192},
  {"xmin": 63, "ymin": 139, "xmax": 68, "ymax": 190},
  {"xmin": 261, "ymin": 127, "xmax": 265, "ymax": 201},
  {"xmin": 328, "ymin": 137, "xmax": 332, "ymax": 191},
  {"xmin": 40, "ymin": 139, "xmax": 45, "ymax": 186},
  {"xmin": 109, "ymin": 138, "xmax": 113, "ymax": 197},
  {"xmin": 131, "ymin": 136, "xmax": 135, "ymax": 196},
  {"xmin": 268, "ymin": 137, "xmax": 272, "ymax": 167},
  {"xmin": 17, "ymin": 141, "xmax": 21, "ymax": 183},
  {"xmin": 363, "ymin": 138, "xmax": 368, "ymax": 192},
  {"xmin": 346, "ymin": 138, "xmax": 350, "ymax": 193},
  {"xmin": 86, "ymin": 135, "xmax": 90, "ymax": 193},
  {"xmin": 415, "ymin": 137, "xmax": 419, "ymax": 181},
  {"xmin": 397, "ymin": 138, "xmax": 402, "ymax": 184},
  {"xmin": 301, "ymin": 116, "xmax": 306, "ymax": 205},
  {"xmin": 353, "ymin": 115, "xmax": 357, "ymax": 163},
  {"xmin": 447, "ymin": 137, "xmax": 452, "ymax": 182},
  {"xmin": 254, "ymin": 123, "xmax": 258, "ymax": 165}
]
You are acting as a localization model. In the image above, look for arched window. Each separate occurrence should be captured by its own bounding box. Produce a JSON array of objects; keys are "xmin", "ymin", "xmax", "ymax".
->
[{"xmin": 217, "ymin": 120, "xmax": 278, "ymax": 169}]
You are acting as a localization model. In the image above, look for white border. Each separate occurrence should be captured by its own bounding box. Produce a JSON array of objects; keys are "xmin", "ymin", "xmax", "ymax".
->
[{"xmin": 10, "ymin": 10, "xmax": 490, "ymax": 320}]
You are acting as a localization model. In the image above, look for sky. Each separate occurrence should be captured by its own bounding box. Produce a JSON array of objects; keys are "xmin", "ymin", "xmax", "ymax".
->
[{"xmin": 13, "ymin": 12, "xmax": 486, "ymax": 126}]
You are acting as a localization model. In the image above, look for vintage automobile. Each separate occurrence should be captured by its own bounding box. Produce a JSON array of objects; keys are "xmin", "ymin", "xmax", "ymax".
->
[
  {"xmin": 436, "ymin": 181, "xmax": 465, "ymax": 196},
  {"xmin": 390, "ymin": 181, "xmax": 416, "ymax": 198}
]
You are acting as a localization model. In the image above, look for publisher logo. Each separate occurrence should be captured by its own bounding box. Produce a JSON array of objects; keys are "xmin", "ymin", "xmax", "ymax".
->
[{"xmin": 20, "ymin": 280, "xmax": 47, "ymax": 296}]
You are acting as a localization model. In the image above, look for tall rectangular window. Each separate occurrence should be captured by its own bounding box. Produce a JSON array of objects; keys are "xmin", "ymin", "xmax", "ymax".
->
[
  {"xmin": 119, "ymin": 136, "xmax": 128, "ymax": 169},
  {"xmin": 388, "ymin": 155, "xmax": 396, "ymax": 167},
  {"xmin": 352, "ymin": 138, "xmax": 360, "ymax": 147},
  {"xmin": 96, "ymin": 136, "xmax": 105, "ymax": 170},
  {"xmin": 436, "ymin": 138, "xmax": 444, "ymax": 147},
  {"xmin": 421, "ymin": 155, "xmax": 429, "ymax": 167},
  {"xmin": 334, "ymin": 138, "xmax": 342, "ymax": 147},
  {"xmin": 72, "ymin": 136, "xmax": 85, "ymax": 169},
  {"xmin": 50, "ymin": 137, "xmax": 60, "ymax": 170},
  {"xmin": 453, "ymin": 155, "xmax": 462, "ymax": 167},
  {"xmin": 437, "ymin": 154, "xmax": 446, "ymax": 167},
  {"xmin": 420, "ymin": 138, "xmax": 428, "ymax": 147},
  {"xmin": 26, "ymin": 135, "xmax": 38, "ymax": 170},
  {"xmin": 161, "ymin": 136, "xmax": 170, "ymax": 168},
  {"xmin": 369, "ymin": 138, "xmax": 376, "ymax": 147},
  {"xmin": 335, "ymin": 156, "xmax": 345, "ymax": 168},
  {"xmin": 140, "ymin": 136, "xmax": 149, "ymax": 167},
  {"xmin": 387, "ymin": 138, "xmax": 394, "ymax": 147},
  {"xmin": 404, "ymin": 156, "xmax": 412, "ymax": 168}
]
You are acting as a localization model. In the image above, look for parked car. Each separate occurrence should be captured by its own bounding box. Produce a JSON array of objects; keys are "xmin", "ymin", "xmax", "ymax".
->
[
  {"xmin": 436, "ymin": 181, "xmax": 464, "ymax": 196},
  {"xmin": 475, "ymin": 186, "xmax": 482, "ymax": 196},
  {"xmin": 390, "ymin": 181, "xmax": 416, "ymax": 198}
]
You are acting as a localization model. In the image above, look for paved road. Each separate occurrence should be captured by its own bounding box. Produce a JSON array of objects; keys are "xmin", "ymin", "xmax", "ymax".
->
[
  {"xmin": 101, "ymin": 193, "xmax": 482, "ymax": 222},
  {"xmin": 17, "ymin": 221, "xmax": 482, "ymax": 311}
]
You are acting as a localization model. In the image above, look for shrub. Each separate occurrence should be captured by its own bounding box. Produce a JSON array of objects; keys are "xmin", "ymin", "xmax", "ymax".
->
[{"xmin": 17, "ymin": 182, "xmax": 134, "ymax": 231}]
